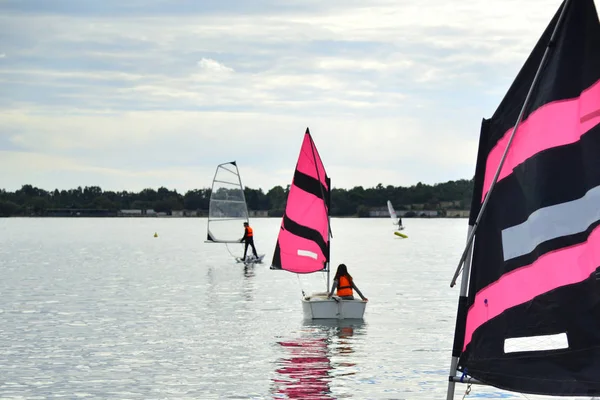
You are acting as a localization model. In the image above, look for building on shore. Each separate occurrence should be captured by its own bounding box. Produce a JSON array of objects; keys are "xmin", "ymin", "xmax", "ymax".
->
[
  {"xmin": 45, "ymin": 208, "xmax": 118, "ymax": 217},
  {"xmin": 445, "ymin": 209, "xmax": 470, "ymax": 218},
  {"xmin": 249, "ymin": 210, "xmax": 268, "ymax": 217},
  {"xmin": 367, "ymin": 208, "xmax": 440, "ymax": 218}
]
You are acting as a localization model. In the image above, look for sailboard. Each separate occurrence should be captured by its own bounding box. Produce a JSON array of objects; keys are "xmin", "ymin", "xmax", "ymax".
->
[
  {"xmin": 394, "ymin": 231, "xmax": 408, "ymax": 239},
  {"xmin": 204, "ymin": 161, "xmax": 264, "ymax": 264},
  {"xmin": 270, "ymin": 128, "xmax": 367, "ymax": 320},
  {"xmin": 446, "ymin": 0, "xmax": 600, "ymax": 397}
]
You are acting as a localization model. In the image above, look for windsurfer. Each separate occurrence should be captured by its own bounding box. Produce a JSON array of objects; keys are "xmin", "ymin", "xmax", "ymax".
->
[
  {"xmin": 328, "ymin": 264, "xmax": 368, "ymax": 301},
  {"xmin": 240, "ymin": 222, "xmax": 258, "ymax": 260}
]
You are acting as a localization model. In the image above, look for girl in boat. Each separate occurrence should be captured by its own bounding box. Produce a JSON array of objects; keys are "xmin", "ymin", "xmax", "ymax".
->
[{"xmin": 328, "ymin": 264, "xmax": 368, "ymax": 301}]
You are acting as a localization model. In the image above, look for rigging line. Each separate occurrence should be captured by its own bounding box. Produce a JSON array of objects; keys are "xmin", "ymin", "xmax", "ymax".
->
[
  {"xmin": 461, "ymin": 383, "xmax": 472, "ymax": 400},
  {"xmin": 296, "ymin": 274, "xmax": 306, "ymax": 297},
  {"xmin": 225, "ymin": 243, "xmax": 240, "ymax": 259},
  {"xmin": 308, "ymin": 132, "xmax": 332, "ymax": 239}
]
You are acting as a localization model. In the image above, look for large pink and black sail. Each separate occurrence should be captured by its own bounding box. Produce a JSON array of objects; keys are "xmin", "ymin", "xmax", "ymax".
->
[
  {"xmin": 271, "ymin": 128, "xmax": 330, "ymax": 274},
  {"xmin": 452, "ymin": 0, "xmax": 600, "ymax": 395}
]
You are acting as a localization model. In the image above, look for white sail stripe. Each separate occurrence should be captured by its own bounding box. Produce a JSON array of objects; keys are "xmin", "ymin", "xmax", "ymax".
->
[{"xmin": 501, "ymin": 184, "xmax": 600, "ymax": 261}]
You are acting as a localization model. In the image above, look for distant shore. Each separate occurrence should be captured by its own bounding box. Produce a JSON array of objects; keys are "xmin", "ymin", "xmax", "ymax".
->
[{"xmin": 0, "ymin": 180, "xmax": 474, "ymax": 218}]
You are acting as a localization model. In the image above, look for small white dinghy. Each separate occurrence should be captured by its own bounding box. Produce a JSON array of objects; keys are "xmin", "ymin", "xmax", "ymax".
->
[
  {"xmin": 301, "ymin": 292, "xmax": 367, "ymax": 320},
  {"xmin": 270, "ymin": 128, "xmax": 367, "ymax": 320}
]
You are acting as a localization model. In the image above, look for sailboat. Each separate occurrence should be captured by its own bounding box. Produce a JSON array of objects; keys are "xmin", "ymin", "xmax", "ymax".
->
[
  {"xmin": 446, "ymin": 0, "xmax": 600, "ymax": 398},
  {"xmin": 204, "ymin": 161, "xmax": 265, "ymax": 265},
  {"xmin": 270, "ymin": 128, "xmax": 367, "ymax": 320}
]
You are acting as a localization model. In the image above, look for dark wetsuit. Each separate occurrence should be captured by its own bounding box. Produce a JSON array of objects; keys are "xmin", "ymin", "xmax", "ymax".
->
[{"xmin": 242, "ymin": 226, "xmax": 258, "ymax": 259}]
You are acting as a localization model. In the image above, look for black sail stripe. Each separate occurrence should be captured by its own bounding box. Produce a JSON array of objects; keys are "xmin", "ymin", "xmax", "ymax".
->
[
  {"xmin": 270, "ymin": 215, "xmax": 329, "ymax": 272},
  {"xmin": 271, "ymin": 242, "xmax": 282, "ymax": 269},
  {"xmin": 281, "ymin": 213, "xmax": 328, "ymax": 259},
  {"xmin": 293, "ymin": 170, "xmax": 328, "ymax": 201}
]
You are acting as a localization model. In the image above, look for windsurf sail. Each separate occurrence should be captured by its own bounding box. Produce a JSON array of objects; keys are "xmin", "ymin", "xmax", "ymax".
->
[
  {"xmin": 271, "ymin": 128, "xmax": 331, "ymax": 274},
  {"xmin": 386, "ymin": 200, "xmax": 398, "ymax": 223},
  {"xmin": 205, "ymin": 161, "xmax": 249, "ymax": 243},
  {"xmin": 448, "ymin": 0, "xmax": 600, "ymax": 396}
]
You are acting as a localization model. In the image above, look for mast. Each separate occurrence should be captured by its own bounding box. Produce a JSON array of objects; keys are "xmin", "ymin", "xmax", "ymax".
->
[
  {"xmin": 446, "ymin": 226, "xmax": 475, "ymax": 400},
  {"xmin": 326, "ymin": 176, "xmax": 332, "ymax": 291},
  {"xmin": 449, "ymin": 0, "xmax": 574, "ymax": 289},
  {"xmin": 307, "ymin": 128, "xmax": 332, "ymax": 291},
  {"xmin": 231, "ymin": 161, "xmax": 250, "ymax": 225}
]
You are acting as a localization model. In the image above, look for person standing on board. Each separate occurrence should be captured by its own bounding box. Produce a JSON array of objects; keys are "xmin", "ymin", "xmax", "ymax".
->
[
  {"xmin": 240, "ymin": 221, "xmax": 258, "ymax": 260},
  {"xmin": 328, "ymin": 264, "xmax": 368, "ymax": 301},
  {"xmin": 397, "ymin": 216, "xmax": 403, "ymax": 229}
]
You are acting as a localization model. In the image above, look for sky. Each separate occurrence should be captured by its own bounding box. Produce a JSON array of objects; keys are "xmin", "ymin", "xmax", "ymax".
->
[{"xmin": 0, "ymin": 0, "xmax": 575, "ymax": 193}]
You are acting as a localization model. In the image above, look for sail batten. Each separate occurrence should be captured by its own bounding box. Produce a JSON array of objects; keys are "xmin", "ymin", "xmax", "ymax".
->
[
  {"xmin": 450, "ymin": 0, "xmax": 600, "ymax": 395},
  {"xmin": 271, "ymin": 128, "xmax": 330, "ymax": 274}
]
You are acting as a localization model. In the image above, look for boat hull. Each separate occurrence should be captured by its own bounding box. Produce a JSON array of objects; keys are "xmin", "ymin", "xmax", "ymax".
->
[{"xmin": 301, "ymin": 292, "xmax": 367, "ymax": 320}]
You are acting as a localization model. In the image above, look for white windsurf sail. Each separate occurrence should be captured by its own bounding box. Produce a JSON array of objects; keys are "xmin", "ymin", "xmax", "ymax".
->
[
  {"xmin": 205, "ymin": 161, "xmax": 249, "ymax": 243},
  {"xmin": 387, "ymin": 200, "xmax": 400, "ymax": 224}
]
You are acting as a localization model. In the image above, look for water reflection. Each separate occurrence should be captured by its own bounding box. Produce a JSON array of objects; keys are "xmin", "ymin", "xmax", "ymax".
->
[
  {"xmin": 242, "ymin": 265, "xmax": 255, "ymax": 303},
  {"xmin": 243, "ymin": 264, "xmax": 255, "ymax": 278},
  {"xmin": 272, "ymin": 320, "xmax": 366, "ymax": 399}
]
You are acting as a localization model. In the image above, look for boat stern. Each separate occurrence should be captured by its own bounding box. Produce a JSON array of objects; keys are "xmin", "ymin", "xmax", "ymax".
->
[{"xmin": 302, "ymin": 293, "xmax": 366, "ymax": 320}]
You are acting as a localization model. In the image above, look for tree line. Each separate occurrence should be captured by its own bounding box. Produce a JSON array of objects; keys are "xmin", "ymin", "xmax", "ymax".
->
[{"xmin": 0, "ymin": 179, "xmax": 473, "ymax": 217}]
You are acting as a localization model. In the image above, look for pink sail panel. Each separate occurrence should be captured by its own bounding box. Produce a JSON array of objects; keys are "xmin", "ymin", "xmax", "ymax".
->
[
  {"xmin": 463, "ymin": 224, "xmax": 600, "ymax": 350},
  {"xmin": 272, "ymin": 128, "xmax": 330, "ymax": 274},
  {"xmin": 277, "ymin": 229, "xmax": 327, "ymax": 273},
  {"xmin": 481, "ymin": 78, "xmax": 600, "ymax": 202},
  {"xmin": 296, "ymin": 131, "xmax": 329, "ymax": 191},
  {"xmin": 285, "ymin": 187, "xmax": 329, "ymax": 244}
]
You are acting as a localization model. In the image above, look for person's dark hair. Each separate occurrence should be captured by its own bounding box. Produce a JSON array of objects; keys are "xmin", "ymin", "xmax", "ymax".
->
[{"xmin": 334, "ymin": 263, "xmax": 352, "ymax": 281}]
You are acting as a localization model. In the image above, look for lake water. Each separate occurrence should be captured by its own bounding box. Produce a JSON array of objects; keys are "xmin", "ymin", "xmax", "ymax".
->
[{"xmin": 0, "ymin": 218, "xmax": 582, "ymax": 399}]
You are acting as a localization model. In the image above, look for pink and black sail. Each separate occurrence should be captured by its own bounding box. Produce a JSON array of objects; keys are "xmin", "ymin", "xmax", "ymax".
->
[
  {"xmin": 452, "ymin": 0, "xmax": 600, "ymax": 395},
  {"xmin": 271, "ymin": 128, "xmax": 331, "ymax": 274}
]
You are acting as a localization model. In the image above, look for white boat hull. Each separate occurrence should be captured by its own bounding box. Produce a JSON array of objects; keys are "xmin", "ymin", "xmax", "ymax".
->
[{"xmin": 301, "ymin": 292, "xmax": 367, "ymax": 320}]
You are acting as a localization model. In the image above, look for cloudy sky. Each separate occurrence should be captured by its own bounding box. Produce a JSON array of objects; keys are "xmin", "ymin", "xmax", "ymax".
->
[{"xmin": 0, "ymin": 0, "xmax": 572, "ymax": 193}]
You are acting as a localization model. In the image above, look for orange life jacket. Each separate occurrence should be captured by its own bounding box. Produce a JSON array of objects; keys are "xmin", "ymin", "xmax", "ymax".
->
[
  {"xmin": 337, "ymin": 275, "xmax": 353, "ymax": 297},
  {"xmin": 245, "ymin": 226, "xmax": 253, "ymax": 237}
]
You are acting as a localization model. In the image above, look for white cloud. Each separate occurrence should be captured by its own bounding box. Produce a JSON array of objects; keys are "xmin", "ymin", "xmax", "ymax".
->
[{"xmin": 197, "ymin": 58, "xmax": 234, "ymax": 74}]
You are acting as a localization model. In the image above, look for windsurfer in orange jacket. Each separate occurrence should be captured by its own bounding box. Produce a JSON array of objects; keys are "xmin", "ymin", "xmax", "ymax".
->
[
  {"xmin": 328, "ymin": 264, "xmax": 368, "ymax": 301},
  {"xmin": 240, "ymin": 221, "xmax": 258, "ymax": 260}
]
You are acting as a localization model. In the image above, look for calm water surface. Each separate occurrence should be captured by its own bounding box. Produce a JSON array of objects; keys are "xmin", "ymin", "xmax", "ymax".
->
[{"xmin": 0, "ymin": 218, "xmax": 577, "ymax": 399}]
